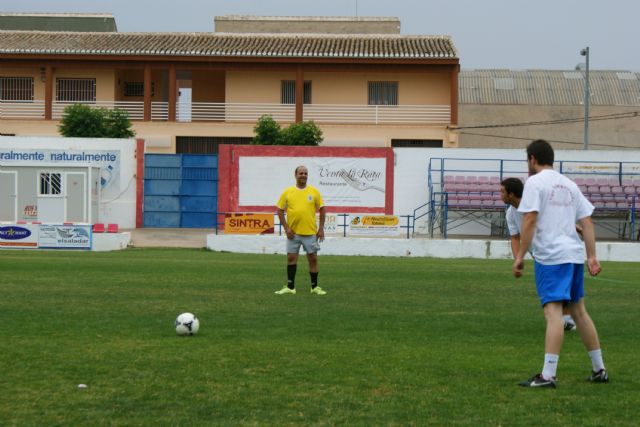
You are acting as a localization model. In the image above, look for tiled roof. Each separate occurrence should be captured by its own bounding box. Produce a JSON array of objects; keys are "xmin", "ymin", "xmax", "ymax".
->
[
  {"xmin": 459, "ymin": 69, "xmax": 640, "ymax": 106},
  {"xmin": 0, "ymin": 30, "xmax": 457, "ymax": 60}
]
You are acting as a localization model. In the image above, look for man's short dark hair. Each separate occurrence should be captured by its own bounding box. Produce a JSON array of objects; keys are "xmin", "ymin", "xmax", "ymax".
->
[
  {"xmin": 501, "ymin": 177, "xmax": 524, "ymax": 198},
  {"xmin": 526, "ymin": 139, "xmax": 554, "ymax": 166}
]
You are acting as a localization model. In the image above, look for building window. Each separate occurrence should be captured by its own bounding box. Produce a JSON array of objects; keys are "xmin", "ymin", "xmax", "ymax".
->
[
  {"xmin": 39, "ymin": 172, "xmax": 62, "ymax": 196},
  {"xmin": 56, "ymin": 78, "xmax": 96, "ymax": 102},
  {"xmin": 368, "ymin": 81, "xmax": 398, "ymax": 105},
  {"xmin": 0, "ymin": 77, "xmax": 34, "ymax": 101},
  {"xmin": 124, "ymin": 81, "xmax": 155, "ymax": 97},
  {"xmin": 281, "ymin": 80, "xmax": 311, "ymax": 104}
]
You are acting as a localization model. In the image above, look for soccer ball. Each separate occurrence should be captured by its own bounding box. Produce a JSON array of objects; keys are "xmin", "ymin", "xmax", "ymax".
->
[{"xmin": 175, "ymin": 312, "xmax": 200, "ymax": 336}]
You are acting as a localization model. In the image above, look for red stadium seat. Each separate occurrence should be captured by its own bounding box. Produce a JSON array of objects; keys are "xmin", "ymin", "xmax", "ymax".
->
[
  {"xmin": 93, "ymin": 223, "xmax": 105, "ymax": 233},
  {"xmin": 107, "ymin": 223, "xmax": 119, "ymax": 233}
]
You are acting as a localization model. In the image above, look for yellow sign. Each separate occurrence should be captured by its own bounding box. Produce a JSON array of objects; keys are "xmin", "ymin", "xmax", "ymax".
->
[
  {"xmin": 224, "ymin": 213, "xmax": 274, "ymax": 234},
  {"xmin": 360, "ymin": 215, "xmax": 398, "ymax": 226},
  {"xmin": 349, "ymin": 215, "xmax": 400, "ymax": 236}
]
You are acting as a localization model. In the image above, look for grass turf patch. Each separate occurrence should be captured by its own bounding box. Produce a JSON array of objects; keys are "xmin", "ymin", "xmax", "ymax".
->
[{"xmin": 1, "ymin": 248, "xmax": 638, "ymax": 426}]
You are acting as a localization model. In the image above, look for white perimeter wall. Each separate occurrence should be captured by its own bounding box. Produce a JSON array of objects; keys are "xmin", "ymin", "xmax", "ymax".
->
[
  {"xmin": 207, "ymin": 234, "xmax": 640, "ymax": 262},
  {"xmin": 0, "ymin": 136, "xmax": 137, "ymax": 227}
]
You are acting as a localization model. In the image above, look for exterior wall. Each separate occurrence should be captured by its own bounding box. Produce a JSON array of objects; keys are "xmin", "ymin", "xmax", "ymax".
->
[
  {"xmin": 192, "ymin": 70, "xmax": 225, "ymax": 103},
  {"xmin": 1, "ymin": 67, "xmax": 455, "ymax": 150},
  {"xmin": 227, "ymin": 71, "xmax": 450, "ymax": 105},
  {"xmin": 319, "ymin": 125, "xmax": 452, "ymax": 147},
  {"xmin": 214, "ymin": 17, "xmax": 401, "ymax": 34},
  {"xmin": 115, "ymin": 69, "xmax": 166, "ymax": 102},
  {"xmin": 458, "ymin": 105, "xmax": 640, "ymax": 150},
  {"xmin": 225, "ymin": 71, "xmax": 287, "ymax": 103},
  {"xmin": 0, "ymin": 67, "xmax": 41, "ymax": 99},
  {"xmin": 53, "ymin": 68, "xmax": 116, "ymax": 101},
  {"xmin": 0, "ymin": 120, "xmax": 454, "ymax": 151}
]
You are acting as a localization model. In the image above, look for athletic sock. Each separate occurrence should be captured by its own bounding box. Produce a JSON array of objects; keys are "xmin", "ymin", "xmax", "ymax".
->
[
  {"xmin": 287, "ymin": 264, "xmax": 297, "ymax": 289},
  {"xmin": 310, "ymin": 272, "xmax": 318, "ymax": 289},
  {"xmin": 542, "ymin": 353, "xmax": 559, "ymax": 380},
  {"xmin": 563, "ymin": 314, "xmax": 574, "ymax": 323},
  {"xmin": 588, "ymin": 349, "xmax": 605, "ymax": 372}
]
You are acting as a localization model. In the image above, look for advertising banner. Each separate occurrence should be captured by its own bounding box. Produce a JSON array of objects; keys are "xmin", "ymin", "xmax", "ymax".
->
[
  {"xmin": 0, "ymin": 224, "xmax": 39, "ymax": 248},
  {"xmin": 349, "ymin": 215, "xmax": 401, "ymax": 237},
  {"xmin": 38, "ymin": 224, "xmax": 92, "ymax": 249},
  {"xmin": 0, "ymin": 148, "xmax": 121, "ymax": 199},
  {"xmin": 239, "ymin": 156, "xmax": 386, "ymax": 208},
  {"xmin": 224, "ymin": 213, "xmax": 274, "ymax": 235},
  {"xmin": 323, "ymin": 213, "xmax": 341, "ymax": 235}
]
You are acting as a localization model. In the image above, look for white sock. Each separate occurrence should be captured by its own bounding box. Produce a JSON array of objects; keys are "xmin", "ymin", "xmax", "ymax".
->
[
  {"xmin": 588, "ymin": 349, "xmax": 605, "ymax": 372},
  {"xmin": 542, "ymin": 353, "xmax": 559, "ymax": 380},
  {"xmin": 563, "ymin": 314, "xmax": 574, "ymax": 323}
]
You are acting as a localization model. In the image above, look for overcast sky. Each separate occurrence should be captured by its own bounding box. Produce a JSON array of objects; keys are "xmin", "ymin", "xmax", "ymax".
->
[{"xmin": 4, "ymin": 0, "xmax": 639, "ymax": 71}]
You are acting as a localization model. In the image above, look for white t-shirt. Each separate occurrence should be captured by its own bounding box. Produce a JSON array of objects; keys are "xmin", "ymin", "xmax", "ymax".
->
[
  {"xmin": 518, "ymin": 169, "xmax": 594, "ymax": 265},
  {"xmin": 506, "ymin": 205, "xmax": 522, "ymax": 237}
]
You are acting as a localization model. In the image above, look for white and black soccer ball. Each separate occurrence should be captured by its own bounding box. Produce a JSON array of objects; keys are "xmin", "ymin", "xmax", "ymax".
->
[{"xmin": 175, "ymin": 312, "xmax": 200, "ymax": 336}]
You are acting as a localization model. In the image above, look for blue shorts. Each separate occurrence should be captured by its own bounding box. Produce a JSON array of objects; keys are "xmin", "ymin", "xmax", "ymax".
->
[{"xmin": 533, "ymin": 262, "xmax": 585, "ymax": 307}]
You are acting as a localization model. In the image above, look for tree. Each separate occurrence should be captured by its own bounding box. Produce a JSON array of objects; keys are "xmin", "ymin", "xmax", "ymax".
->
[
  {"xmin": 280, "ymin": 120, "xmax": 323, "ymax": 146},
  {"xmin": 58, "ymin": 103, "xmax": 135, "ymax": 138},
  {"xmin": 252, "ymin": 115, "xmax": 323, "ymax": 146},
  {"xmin": 252, "ymin": 115, "xmax": 282, "ymax": 145},
  {"xmin": 103, "ymin": 108, "xmax": 136, "ymax": 138}
]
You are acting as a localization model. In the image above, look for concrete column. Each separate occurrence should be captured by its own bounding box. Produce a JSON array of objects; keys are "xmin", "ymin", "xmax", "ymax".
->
[
  {"xmin": 168, "ymin": 65, "xmax": 177, "ymax": 122},
  {"xmin": 295, "ymin": 66, "xmax": 304, "ymax": 123},
  {"xmin": 44, "ymin": 65, "xmax": 53, "ymax": 120},
  {"xmin": 143, "ymin": 65, "xmax": 152, "ymax": 121}
]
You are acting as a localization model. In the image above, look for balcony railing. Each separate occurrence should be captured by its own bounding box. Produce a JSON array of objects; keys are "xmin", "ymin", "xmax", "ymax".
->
[
  {"xmin": 0, "ymin": 100, "xmax": 45, "ymax": 119},
  {"xmin": 51, "ymin": 101, "xmax": 145, "ymax": 120},
  {"xmin": 0, "ymin": 101, "xmax": 450, "ymax": 125},
  {"xmin": 304, "ymin": 104, "xmax": 450, "ymax": 124}
]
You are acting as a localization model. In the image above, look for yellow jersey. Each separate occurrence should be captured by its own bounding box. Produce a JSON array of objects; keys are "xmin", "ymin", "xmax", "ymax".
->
[{"xmin": 277, "ymin": 185, "xmax": 324, "ymax": 235}]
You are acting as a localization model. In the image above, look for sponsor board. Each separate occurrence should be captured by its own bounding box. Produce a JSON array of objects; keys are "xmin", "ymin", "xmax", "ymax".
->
[
  {"xmin": 349, "ymin": 215, "xmax": 400, "ymax": 237},
  {"xmin": 240, "ymin": 157, "xmax": 387, "ymax": 208},
  {"xmin": 224, "ymin": 213, "xmax": 274, "ymax": 235},
  {"xmin": 322, "ymin": 213, "xmax": 341, "ymax": 235},
  {"xmin": 0, "ymin": 224, "xmax": 39, "ymax": 248},
  {"xmin": 38, "ymin": 224, "xmax": 92, "ymax": 249}
]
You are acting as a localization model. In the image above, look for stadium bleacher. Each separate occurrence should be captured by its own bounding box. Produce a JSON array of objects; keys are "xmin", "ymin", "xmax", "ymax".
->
[{"xmin": 426, "ymin": 157, "xmax": 640, "ymax": 239}]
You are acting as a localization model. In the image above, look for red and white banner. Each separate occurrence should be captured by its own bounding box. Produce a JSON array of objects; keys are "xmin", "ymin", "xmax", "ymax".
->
[{"xmin": 219, "ymin": 145, "xmax": 394, "ymax": 215}]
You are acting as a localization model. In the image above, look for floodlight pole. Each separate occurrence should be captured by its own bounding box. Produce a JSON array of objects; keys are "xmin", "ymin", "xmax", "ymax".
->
[{"xmin": 581, "ymin": 47, "xmax": 590, "ymax": 150}]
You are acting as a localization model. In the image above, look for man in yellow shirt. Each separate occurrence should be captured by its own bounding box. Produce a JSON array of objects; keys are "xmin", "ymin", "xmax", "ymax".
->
[{"xmin": 275, "ymin": 165, "xmax": 326, "ymax": 295}]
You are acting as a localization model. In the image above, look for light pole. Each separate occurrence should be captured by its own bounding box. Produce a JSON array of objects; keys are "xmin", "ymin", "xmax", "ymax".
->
[{"xmin": 580, "ymin": 47, "xmax": 590, "ymax": 150}]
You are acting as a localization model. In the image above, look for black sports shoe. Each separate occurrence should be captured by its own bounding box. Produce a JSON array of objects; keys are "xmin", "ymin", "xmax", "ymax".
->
[
  {"xmin": 587, "ymin": 369, "xmax": 609, "ymax": 383},
  {"xmin": 518, "ymin": 373, "xmax": 557, "ymax": 388}
]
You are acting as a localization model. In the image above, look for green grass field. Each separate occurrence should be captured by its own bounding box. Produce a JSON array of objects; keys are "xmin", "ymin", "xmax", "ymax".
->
[{"xmin": 1, "ymin": 248, "xmax": 638, "ymax": 426}]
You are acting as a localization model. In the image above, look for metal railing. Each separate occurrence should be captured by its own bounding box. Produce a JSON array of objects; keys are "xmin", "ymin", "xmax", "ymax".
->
[
  {"xmin": 0, "ymin": 100, "xmax": 45, "ymax": 119},
  {"xmin": 304, "ymin": 104, "xmax": 450, "ymax": 125},
  {"xmin": 213, "ymin": 212, "xmax": 416, "ymax": 239},
  {"xmin": 1, "ymin": 100, "xmax": 450, "ymax": 125},
  {"xmin": 51, "ymin": 101, "xmax": 145, "ymax": 120}
]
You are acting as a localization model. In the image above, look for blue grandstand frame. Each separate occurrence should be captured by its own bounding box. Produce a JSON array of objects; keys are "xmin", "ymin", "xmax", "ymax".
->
[{"xmin": 427, "ymin": 158, "xmax": 640, "ymax": 240}]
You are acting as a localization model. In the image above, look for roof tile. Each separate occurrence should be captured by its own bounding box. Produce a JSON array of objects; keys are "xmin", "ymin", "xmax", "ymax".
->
[{"xmin": 0, "ymin": 30, "xmax": 458, "ymax": 60}]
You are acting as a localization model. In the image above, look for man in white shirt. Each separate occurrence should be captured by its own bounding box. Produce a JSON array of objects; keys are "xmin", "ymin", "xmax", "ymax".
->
[
  {"xmin": 501, "ymin": 177, "xmax": 576, "ymax": 331},
  {"xmin": 513, "ymin": 139, "xmax": 608, "ymax": 388}
]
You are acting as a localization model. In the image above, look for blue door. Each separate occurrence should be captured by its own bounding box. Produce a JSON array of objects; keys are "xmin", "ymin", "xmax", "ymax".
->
[{"xmin": 143, "ymin": 154, "xmax": 218, "ymax": 228}]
